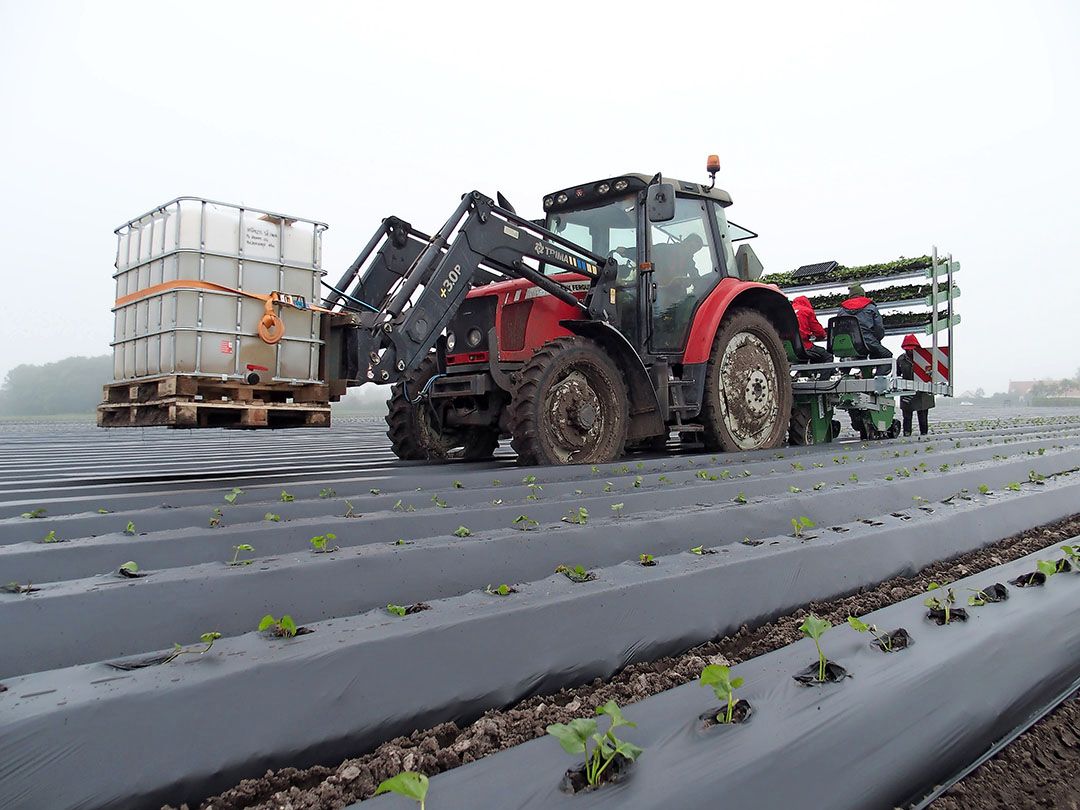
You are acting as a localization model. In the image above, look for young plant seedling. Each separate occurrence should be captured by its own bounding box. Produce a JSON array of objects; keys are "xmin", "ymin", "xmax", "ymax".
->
[
  {"xmin": 485, "ymin": 583, "xmax": 514, "ymax": 596},
  {"xmin": 689, "ymin": 544, "xmax": 718, "ymax": 555},
  {"xmin": 258, "ymin": 614, "xmax": 298, "ymax": 637},
  {"xmin": 209, "ymin": 508, "xmax": 223, "ymax": 528},
  {"xmin": 2, "ymin": 581, "xmax": 39, "ymax": 594},
  {"xmin": 555, "ymin": 564, "xmax": 595, "ymax": 583},
  {"xmin": 123, "ymin": 521, "xmax": 137, "ymax": 536},
  {"xmin": 733, "ymin": 492, "xmax": 747, "ymax": 504},
  {"xmin": 546, "ymin": 700, "xmax": 643, "ymax": 789},
  {"xmin": 1005, "ymin": 481, "xmax": 1021, "ymax": 492},
  {"xmin": 633, "ymin": 476, "xmax": 643, "ymax": 488},
  {"xmin": 849, "ymin": 473, "xmax": 859, "ymax": 483},
  {"xmin": 41, "ymin": 530, "xmax": 60, "ymax": 544},
  {"xmin": 431, "ymin": 494, "xmax": 448, "ymax": 508},
  {"xmin": 790, "ymin": 516, "xmax": 816, "ymax": 538},
  {"xmin": 224, "ymin": 487, "xmax": 243, "ymax": 505},
  {"xmin": 344, "ymin": 500, "xmax": 359, "ymax": 518},
  {"xmin": 799, "ymin": 614, "xmax": 832, "ymax": 683},
  {"xmin": 97, "ymin": 507, "xmax": 112, "ymax": 514},
  {"xmin": 452, "ymin": 480, "xmax": 464, "ymax": 489},
  {"xmin": 611, "ymin": 502, "xmax": 625, "ymax": 517},
  {"xmin": 493, "ymin": 478, "xmax": 502, "ymax": 486},
  {"xmin": 387, "ymin": 603, "xmax": 408, "ymax": 617},
  {"xmin": 638, "ymin": 553, "xmax": 656, "ymax": 567},
  {"xmin": 924, "ymin": 582, "xmax": 961, "ymax": 623},
  {"xmin": 453, "ymin": 525, "xmax": 472, "ymax": 538},
  {"xmin": 603, "ymin": 481, "xmax": 615, "ymax": 493},
  {"xmin": 1061, "ymin": 545, "xmax": 1080, "ymax": 568},
  {"xmin": 162, "ymin": 631, "xmax": 222, "ymax": 664},
  {"xmin": 375, "ymin": 771, "xmax": 429, "ymax": 809},
  {"xmin": 697, "ymin": 470, "xmax": 720, "ymax": 481},
  {"xmin": 280, "ymin": 490, "xmax": 295, "ymax": 502},
  {"xmin": 228, "ymin": 544, "xmax": 255, "ymax": 566},
  {"xmin": 512, "ymin": 514, "xmax": 539, "ymax": 531},
  {"xmin": 393, "ymin": 499, "xmax": 416, "ymax": 512},
  {"xmin": 370, "ymin": 488, "xmax": 381, "ymax": 495},
  {"xmin": 561, "ymin": 507, "xmax": 589, "ymax": 525},
  {"xmin": 21, "ymin": 508, "xmax": 47, "ymax": 519},
  {"xmin": 319, "ymin": 487, "xmax": 336, "ymax": 499},
  {"xmin": 526, "ymin": 483, "xmax": 543, "ymax": 500},
  {"xmin": 522, "ymin": 474, "xmax": 538, "ymax": 485},
  {"xmin": 264, "ymin": 512, "xmax": 281, "ymax": 522},
  {"xmin": 699, "ymin": 664, "xmax": 745, "ymax": 724},
  {"xmin": 309, "ymin": 533, "xmax": 339, "ymax": 553},
  {"xmin": 117, "ymin": 561, "xmax": 142, "ymax": 578},
  {"xmin": 847, "ymin": 615, "xmax": 899, "ymax": 652},
  {"xmin": 977, "ymin": 484, "xmax": 990, "ymax": 494},
  {"xmin": 789, "ymin": 486, "xmax": 802, "ymax": 494}
]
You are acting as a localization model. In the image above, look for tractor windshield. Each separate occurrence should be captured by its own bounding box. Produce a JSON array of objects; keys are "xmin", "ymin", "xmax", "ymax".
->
[{"xmin": 544, "ymin": 197, "xmax": 637, "ymax": 276}]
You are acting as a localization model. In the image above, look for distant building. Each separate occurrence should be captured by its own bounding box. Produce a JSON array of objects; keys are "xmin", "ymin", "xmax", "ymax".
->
[{"xmin": 1008, "ymin": 381, "xmax": 1036, "ymax": 404}]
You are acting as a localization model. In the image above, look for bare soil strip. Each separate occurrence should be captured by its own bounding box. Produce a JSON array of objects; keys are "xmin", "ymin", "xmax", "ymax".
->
[{"xmin": 170, "ymin": 513, "xmax": 1080, "ymax": 810}]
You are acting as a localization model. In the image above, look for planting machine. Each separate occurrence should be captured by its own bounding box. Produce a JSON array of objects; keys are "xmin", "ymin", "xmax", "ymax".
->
[{"xmin": 103, "ymin": 157, "xmax": 958, "ymax": 463}]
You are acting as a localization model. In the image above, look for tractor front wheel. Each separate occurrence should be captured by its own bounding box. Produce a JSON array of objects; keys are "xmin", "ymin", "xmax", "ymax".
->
[
  {"xmin": 700, "ymin": 308, "xmax": 793, "ymax": 453},
  {"xmin": 510, "ymin": 337, "xmax": 629, "ymax": 466},
  {"xmin": 385, "ymin": 354, "xmax": 500, "ymax": 461}
]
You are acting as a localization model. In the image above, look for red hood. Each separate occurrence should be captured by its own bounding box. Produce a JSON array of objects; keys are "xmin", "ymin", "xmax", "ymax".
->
[
  {"xmin": 841, "ymin": 296, "xmax": 873, "ymax": 310},
  {"xmin": 791, "ymin": 295, "xmax": 813, "ymax": 311}
]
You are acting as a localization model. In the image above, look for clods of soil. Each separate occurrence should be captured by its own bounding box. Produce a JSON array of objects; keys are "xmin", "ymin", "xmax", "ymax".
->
[
  {"xmin": 558, "ymin": 753, "xmax": 634, "ymax": 794},
  {"xmin": 927, "ymin": 607, "xmax": 970, "ymax": 625},
  {"xmin": 1009, "ymin": 571, "xmax": 1047, "ymax": 588},
  {"xmin": 793, "ymin": 660, "xmax": 849, "ymax": 685},
  {"xmin": 700, "ymin": 699, "xmax": 753, "ymax": 727},
  {"xmin": 873, "ymin": 628, "xmax": 913, "ymax": 652}
]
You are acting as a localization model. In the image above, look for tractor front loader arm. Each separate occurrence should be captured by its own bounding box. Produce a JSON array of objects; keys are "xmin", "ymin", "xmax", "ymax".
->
[{"xmin": 339, "ymin": 191, "xmax": 616, "ymax": 387}]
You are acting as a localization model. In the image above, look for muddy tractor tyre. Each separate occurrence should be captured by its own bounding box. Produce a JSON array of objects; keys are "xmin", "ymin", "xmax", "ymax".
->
[
  {"xmin": 510, "ymin": 336, "xmax": 629, "ymax": 466},
  {"xmin": 700, "ymin": 308, "xmax": 793, "ymax": 453},
  {"xmin": 386, "ymin": 355, "xmax": 501, "ymax": 461},
  {"xmin": 789, "ymin": 404, "xmax": 814, "ymax": 446}
]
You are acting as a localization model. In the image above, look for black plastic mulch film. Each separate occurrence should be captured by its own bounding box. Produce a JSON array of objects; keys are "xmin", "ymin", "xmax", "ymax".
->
[{"xmin": 365, "ymin": 543, "xmax": 1080, "ymax": 810}]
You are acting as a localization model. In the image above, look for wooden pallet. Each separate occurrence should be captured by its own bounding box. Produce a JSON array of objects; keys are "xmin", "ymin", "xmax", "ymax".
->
[{"xmin": 97, "ymin": 375, "xmax": 331, "ymax": 429}]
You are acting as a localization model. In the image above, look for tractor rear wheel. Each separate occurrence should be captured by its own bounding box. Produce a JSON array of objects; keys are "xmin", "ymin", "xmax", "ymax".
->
[
  {"xmin": 700, "ymin": 308, "xmax": 793, "ymax": 453},
  {"xmin": 510, "ymin": 336, "xmax": 629, "ymax": 466},
  {"xmin": 385, "ymin": 354, "xmax": 501, "ymax": 461}
]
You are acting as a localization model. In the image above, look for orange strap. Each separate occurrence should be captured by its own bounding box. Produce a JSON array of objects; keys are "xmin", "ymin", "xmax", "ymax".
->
[{"xmin": 114, "ymin": 279, "xmax": 332, "ymax": 345}]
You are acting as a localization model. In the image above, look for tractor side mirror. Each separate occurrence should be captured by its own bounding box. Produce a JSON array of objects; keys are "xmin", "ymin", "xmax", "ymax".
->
[
  {"xmin": 736, "ymin": 243, "xmax": 763, "ymax": 281},
  {"xmin": 646, "ymin": 182, "xmax": 676, "ymax": 223}
]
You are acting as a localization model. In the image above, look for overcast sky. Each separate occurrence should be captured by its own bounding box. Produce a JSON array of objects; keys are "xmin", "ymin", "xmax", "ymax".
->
[{"xmin": 1, "ymin": 0, "xmax": 1077, "ymax": 394}]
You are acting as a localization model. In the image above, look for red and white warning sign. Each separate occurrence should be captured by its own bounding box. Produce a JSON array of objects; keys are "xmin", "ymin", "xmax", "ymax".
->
[
  {"xmin": 220, "ymin": 340, "xmax": 234, "ymax": 355},
  {"xmin": 911, "ymin": 346, "xmax": 949, "ymax": 383}
]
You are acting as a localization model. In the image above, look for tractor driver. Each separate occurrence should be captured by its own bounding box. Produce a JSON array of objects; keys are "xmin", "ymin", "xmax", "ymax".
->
[{"xmin": 652, "ymin": 232, "xmax": 710, "ymax": 346}]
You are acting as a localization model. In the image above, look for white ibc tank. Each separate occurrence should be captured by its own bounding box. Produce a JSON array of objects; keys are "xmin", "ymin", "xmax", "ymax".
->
[{"xmin": 111, "ymin": 198, "xmax": 327, "ymax": 384}]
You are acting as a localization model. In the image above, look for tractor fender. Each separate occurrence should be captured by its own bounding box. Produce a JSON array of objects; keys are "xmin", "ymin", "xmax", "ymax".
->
[
  {"xmin": 559, "ymin": 319, "xmax": 666, "ymax": 441},
  {"xmin": 682, "ymin": 281, "xmax": 800, "ymax": 365}
]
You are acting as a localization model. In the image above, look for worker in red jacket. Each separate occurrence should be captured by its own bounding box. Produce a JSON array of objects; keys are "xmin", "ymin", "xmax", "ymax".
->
[{"xmin": 792, "ymin": 296, "xmax": 833, "ymax": 366}]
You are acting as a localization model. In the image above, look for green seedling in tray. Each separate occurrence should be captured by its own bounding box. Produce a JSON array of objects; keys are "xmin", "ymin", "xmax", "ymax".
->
[
  {"xmin": 799, "ymin": 614, "xmax": 831, "ymax": 682},
  {"xmin": 700, "ymin": 664, "xmax": 744, "ymax": 724},
  {"xmin": 546, "ymin": 700, "xmax": 643, "ymax": 788},
  {"xmin": 375, "ymin": 771, "xmax": 429, "ymax": 809},
  {"xmin": 258, "ymin": 614, "xmax": 298, "ymax": 638}
]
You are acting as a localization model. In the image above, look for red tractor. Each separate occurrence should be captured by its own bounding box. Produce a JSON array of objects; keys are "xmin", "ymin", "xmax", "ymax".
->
[{"xmin": 325, "ymin": 158, "xmax": 799, "ymax": 466}]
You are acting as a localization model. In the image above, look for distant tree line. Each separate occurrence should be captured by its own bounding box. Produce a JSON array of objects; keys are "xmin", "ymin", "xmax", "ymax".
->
[
  {"xmin": 0, "ymin": 355, "xmax": 113, "ymax": 416},
  {"xmin": 1030, "ymin": 368, "xmax": 1080, "ymax": 399}
]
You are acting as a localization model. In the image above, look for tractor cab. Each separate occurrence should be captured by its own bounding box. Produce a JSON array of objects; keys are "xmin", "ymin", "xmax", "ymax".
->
[{"xmin": 540, "ymin": 172, "xmax": 760, "ymax": 357}]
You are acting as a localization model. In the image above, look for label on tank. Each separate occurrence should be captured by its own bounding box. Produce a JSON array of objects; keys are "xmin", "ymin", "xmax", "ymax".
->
[{"xmin": 243, "ymin": 222, "xmax": 280, "ymax": 256}]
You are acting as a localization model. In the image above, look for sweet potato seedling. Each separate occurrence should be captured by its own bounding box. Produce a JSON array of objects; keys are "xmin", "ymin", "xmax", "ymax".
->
[
  {"xmin": 789, "ymin": 486, "xmax": 801, "ymax": 494},
  {"xmin": 453, "ymin": 526, "xmax": 472, "ymax": 537},
  {"xmin": 633, "ymin": 476, "xmax": 643, "ymax": 488},
  {"xmin": 611, "ymin": 503, "xmax": 624, "ymax": 517},
  {"xmin": 344, "ymin": 500, "xmax": 359, "ymax": 518},
  {"xmin": 512, "ymin": 514, "xmax": 538, "ymax": 531},
  {"xmin": 485, "ymin": 584, "xmax": 513, "ymax": 596},
  {"xmin": 309, "ymin": 533, "xmax": 338, "ymax": 553},
  {"xmin": 229, "ymin": 544, "xmax": 255, "ymax": 566},
  {"xmin": 264, "ymin": 512, "xmax": 281, "ymax": 522},
  {"xmin": 258, "ymin": 614, "xmax": 298, "ymax": 637},
  {"xmin": 639, "ymin": 553, "xmax": 656, "ymax": 566},
  {"xmin": 522, "ymin": 474, "xmax": 538, "ymax": 485},
  {"xmin": 209, "ymin": 508, "xmax": 223, "ymax": 528},
  {"xmin": 124, "ymin": 521, "xmax": 137, "ymax": 536},
  {"xmin": 1005, "ymin": 481, "xmax": 1021, "ymax": 492},
  {"xmin": 924, "ymin": 582, "xmax": 957, "ymax": 622},
  {"xmin": 603, "ymin": 481, "xmax": 614, "ymax": 493},
  {"xmin": 733, "ymin": 492, "xmax": 747, "ymax": 504},
  {"xmin": 700, "ymin": 664, "xmax": 744, "ymax": 724},
  {"xmin": 118, "ymin": 561, "xmax": 140, "ymax": 577},
  {"xmin": 393, "ymin": 499, "xmax": 416, "ymax": 512},
  {"xmin": 386, "ymin": 603, "xmax": 407, "ymax": 617},
  {"xmin": 561, "ymin": 507, "xmax": 589, "ymax": 525},
  {"xmin": 546, "ymin": 700, "xmax": 643, "ymax": 788},
  {"xmin": 319, "ymin": 487, "xmax": 336, "ymax": 498},
  {"xmin": 41, "ymin": 530, "xmax": 59, "ymax": 544},
  {"xmin": 492, "ymin": 478, "xmax": 502, "ymax": 486},
  {"xmin": 2, "ymin": 581, "xmax": 39, "ymax": 594},
  {"xmin": 21, "ymin": 508, "xmax": 47, "ymax": 519},
  {"xmin": 96, "ymin": 507, "xmax": 112, "ymax": 514},
  {"xmin": 790, "ymin": 516, "xmax": 816, "ymax": 538},
  {"xmin": 162, "ymin": 631, "xmax": 222, "ymax": 664},
  {"xmin": 224, "ymin": 487, "xmax": 243, "ymax": 505},
  {"xmin": 847, "ymin": 615, "xmax": 893, "ymax": 651},
  {"xmin": 799, "ymin": 614, "xmax": 831, "ymax": 682},
  {"xmin": 431, "ymin": 494, "xmax": 448, "ymax": 508},
  {"xmin": 452, "ymin": 480, "xmax": 464, "ymax": 489},
  {"xmin": 375, "ymin": 771, "xmax": 429, "ymax": 809},
  {"xmin": 1061, "ymin": 545, "xmax": 1080, "ymax": 567},
  {"xmin": 280, "ymin": 490, "xmax": 295, "ymax": 502},
  {"xmin": 555, "ymin": 564, "xmax": 594, "ymax": 583},
  {"xmin": 977, "ymin": 484, "xmax": 990, "ymax": 494},
  {"xmin": 696, "ymin": 470, "xmax": 720, "ymax": 481}
]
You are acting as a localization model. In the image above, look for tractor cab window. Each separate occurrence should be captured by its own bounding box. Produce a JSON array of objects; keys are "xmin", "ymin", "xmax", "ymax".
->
[
  {"xmin": 649, "ymin": 197, "xmax": 718, "ymax": 353},
  {"xmin": 546, "ymin": 197, "xmax": 640, "ymax": 344}
]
